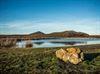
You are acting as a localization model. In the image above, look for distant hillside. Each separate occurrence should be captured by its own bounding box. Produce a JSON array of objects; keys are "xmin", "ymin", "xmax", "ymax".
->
[
  {"xmin": 30, "ymin": 31, "xmax": 45, "ymax": 35},
  {"xmin": 89, "ymin": 35, "xmax": 100, "ymax": 38},
  {"xmin": 46, "ymin": 31, "xmax": 89, "ymax": 38},
  {"xmin": 1, "ymin": 30, "xmax": 100, "ymax": 40},
  {"xmin": 30, "ymin": 31, "xmax": 46, "ymax": 39}
]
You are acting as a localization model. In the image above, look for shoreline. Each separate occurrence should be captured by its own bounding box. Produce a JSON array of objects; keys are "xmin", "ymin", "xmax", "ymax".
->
[
  {"xmin": 1, "ymin": 44, "xmax": 100, "ymax": 49},
  {"xmin": 1, "ymin": 44, "xmax": 100, "ymax": 53},
  {"xmin": 28, "ymin": 43, "xmax": 100, "ymax": 49}
]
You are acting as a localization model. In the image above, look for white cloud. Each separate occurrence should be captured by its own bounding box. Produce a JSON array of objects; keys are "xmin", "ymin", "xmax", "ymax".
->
[{"xmin": 0, "ymin": 19, "xmax": 100, "ymax": 35}]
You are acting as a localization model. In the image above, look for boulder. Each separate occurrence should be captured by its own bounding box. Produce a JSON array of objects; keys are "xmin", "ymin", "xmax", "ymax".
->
[
  {"xmin": 56, "ymin": 48, "xmax": 67, "ymax": 60},
  {"xmin": 66, "ymin": 47, "xmax": 81, "ymax": 54},
  {"xmin": 55, "ymin": 48, "xmax": 84, "ymax": 64}
]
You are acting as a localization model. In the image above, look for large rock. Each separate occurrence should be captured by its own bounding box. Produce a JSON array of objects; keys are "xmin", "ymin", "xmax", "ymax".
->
[
  {"xmin": 56, "ymin": 48, "xmax": 84, "ymax": 64},
  {"xmin": 55, "ymin": 48, "xmax": 67, "ymax": 60}
]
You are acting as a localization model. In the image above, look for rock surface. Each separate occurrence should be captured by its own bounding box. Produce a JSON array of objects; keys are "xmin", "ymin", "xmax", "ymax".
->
[{"xmin": 56, "ymin": 48, "xmax": 84, "ymax": 64}]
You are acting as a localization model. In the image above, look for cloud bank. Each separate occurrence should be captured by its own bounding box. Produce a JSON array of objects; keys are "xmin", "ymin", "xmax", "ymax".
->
[{"xmin": 0, "ymin": 19, "xmax": 100, "ymax": 35}]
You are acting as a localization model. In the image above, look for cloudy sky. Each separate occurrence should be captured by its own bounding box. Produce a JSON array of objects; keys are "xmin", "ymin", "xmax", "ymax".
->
[{"xmin": 0, "ymin": 0, "xmax": 100, "ymax": 35}]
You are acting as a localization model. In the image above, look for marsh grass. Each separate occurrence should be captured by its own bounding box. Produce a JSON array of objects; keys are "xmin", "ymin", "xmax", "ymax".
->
[
  {"xmin": 0, "ymin": 38, "xmax": 17, "ymax": 48},
  {"xmin": 25, "ymin": 40, "xmax": 33, "ymax": 48}
]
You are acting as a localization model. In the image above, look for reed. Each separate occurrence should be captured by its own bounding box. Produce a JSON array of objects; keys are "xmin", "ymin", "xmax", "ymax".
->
[
  {"xmin": 0, "ymin": 38, "xmax": 17, "ymax": 48},
  {"xmin": 25, "ymin": 40, "xmax": 33, "ymax": 48}
]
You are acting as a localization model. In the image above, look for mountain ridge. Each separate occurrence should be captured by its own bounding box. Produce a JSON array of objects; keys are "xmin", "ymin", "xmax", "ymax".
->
[
  {"xmin": 30, "ymin": 30, "xmax": 89, "ymax": 39},
  {"xmin": 0, "ymin": 30, "xmax": 100, "ymax": 39}
]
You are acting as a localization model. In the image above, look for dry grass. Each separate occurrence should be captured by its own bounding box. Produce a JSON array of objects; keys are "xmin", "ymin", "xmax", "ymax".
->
[
  {"xmin": 0, "ymin": 38, "xmax": 17, "ymax": 48},
  {"xmin": 25, "ymin": 40, "xmax": 33, "ymax": 48}
]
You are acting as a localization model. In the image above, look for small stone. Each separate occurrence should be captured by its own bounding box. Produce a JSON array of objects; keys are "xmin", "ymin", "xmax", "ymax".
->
[
  {"xmin": 76, "ymin": 48, "xmax": 81, "ymax": 53},
  {"xmin": 80, "ymin": 52, "xmax": 84, "ymax": 60}
]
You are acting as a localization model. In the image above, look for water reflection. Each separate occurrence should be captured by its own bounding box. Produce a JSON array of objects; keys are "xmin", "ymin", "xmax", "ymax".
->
[
  {"xmin": 34, "ymin": 42, "xmax": 44, "ymax": 45},
  {"xmin": 50, "ymin": 41, "xmax": 87, "ymax": 45},
  {"xmin": 16, "ymin": 38, "xmax": 100, "ymax": 48}
]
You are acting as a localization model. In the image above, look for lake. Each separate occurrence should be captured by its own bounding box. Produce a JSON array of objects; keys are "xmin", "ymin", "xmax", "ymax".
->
[{"xmin": 16, "ymin": 38, "xmax": 100, "ymax": 48}]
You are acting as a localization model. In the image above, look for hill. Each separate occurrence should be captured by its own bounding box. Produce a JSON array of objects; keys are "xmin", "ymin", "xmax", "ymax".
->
[
  {"xmin": 46, "ymin": 31, "xmax": 89, "ymax": 38},
  {"xmin": 30, "ymin": 31, "xmax": 46, "ymax": 39},
  {"xmin": 1, "ymin": 30, "xmax": 100, "ymax": 40}
]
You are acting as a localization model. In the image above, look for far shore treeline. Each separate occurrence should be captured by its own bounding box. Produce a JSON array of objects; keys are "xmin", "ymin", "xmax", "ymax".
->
[{"xmin": 0, "ymin": 30, "xmax": 100, "ymax": 40}]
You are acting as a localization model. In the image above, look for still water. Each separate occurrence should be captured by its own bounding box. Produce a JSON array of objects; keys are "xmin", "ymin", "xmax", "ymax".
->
[{"xmin": 17, "ymin": 38, "xmax": 100, "ymax": 48}]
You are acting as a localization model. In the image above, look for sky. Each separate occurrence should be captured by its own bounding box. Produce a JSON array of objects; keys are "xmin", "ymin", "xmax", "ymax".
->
[{"xmin": 0, "ymin": 0, "xmax": 100, "ymax": 35}]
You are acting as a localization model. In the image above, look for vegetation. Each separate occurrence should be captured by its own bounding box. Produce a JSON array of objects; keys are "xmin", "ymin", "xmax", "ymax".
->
[
  {"xmin": 0, "ymin": 44, "xmax": 100, "ymax": 74},
  {"xmin": 0, "ymin": 38, "xmax": 17, "ymax": 48},
  {"xmin": 25, "ymin": 40, "xmax": 33, "ymax": 48}
]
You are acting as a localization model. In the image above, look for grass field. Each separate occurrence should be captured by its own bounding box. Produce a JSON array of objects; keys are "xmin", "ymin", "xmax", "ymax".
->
[{"xmin": 0, "ymin": 44, "xmax": 100, "ymax": 74}]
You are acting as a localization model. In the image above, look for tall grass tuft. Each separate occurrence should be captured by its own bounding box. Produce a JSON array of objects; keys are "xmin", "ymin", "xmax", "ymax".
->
[
  {"xmin": 0, "ymin": 38, "xmax": 17, "ymax": 48},
  {"xmin": 25, "ymin": 40, "xmax": 33, "ymax": 48}
]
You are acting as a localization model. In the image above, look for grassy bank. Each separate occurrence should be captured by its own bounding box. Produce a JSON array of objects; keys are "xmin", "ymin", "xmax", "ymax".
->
[{"xmin": 0, "ymin": 44, "xmax": 100, "ymax": 74}]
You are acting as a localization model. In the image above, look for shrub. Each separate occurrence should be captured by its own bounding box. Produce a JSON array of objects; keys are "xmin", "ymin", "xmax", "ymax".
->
[{"xmin": 25, "ymin": 40, "xmax": 33, "ymax": 48}]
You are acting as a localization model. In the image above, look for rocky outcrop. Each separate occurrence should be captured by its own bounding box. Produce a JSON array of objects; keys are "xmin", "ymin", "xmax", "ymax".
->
[{"xmin": 56, "ymin": 48, "xmax": 84, "ymax": 64}]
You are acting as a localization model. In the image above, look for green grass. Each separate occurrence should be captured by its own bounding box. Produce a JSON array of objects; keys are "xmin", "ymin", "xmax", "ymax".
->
[{"xmin": 0, "ymin": 44, "xmax": 100, "ymax": 74}]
